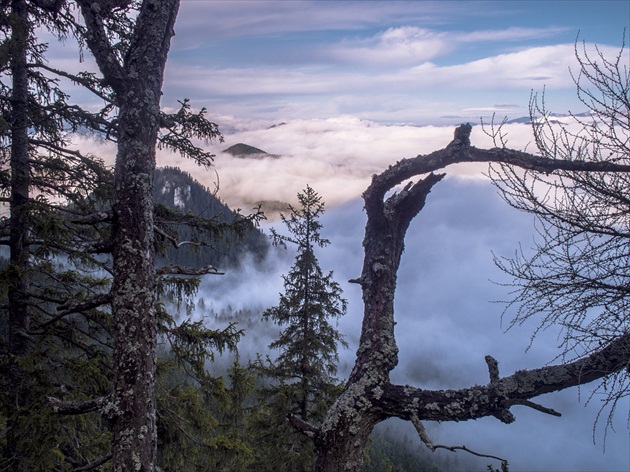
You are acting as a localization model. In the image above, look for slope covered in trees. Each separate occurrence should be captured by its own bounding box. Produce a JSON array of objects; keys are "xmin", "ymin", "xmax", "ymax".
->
[{"xmin": 154, "ymin": 166, "xmax": 269, "ymax": 268}]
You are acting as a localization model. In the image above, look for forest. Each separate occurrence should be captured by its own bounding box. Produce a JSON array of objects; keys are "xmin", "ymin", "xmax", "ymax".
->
[{"xmin": 1, "ymin": 1, "xmax": 630, "ymax": 471}]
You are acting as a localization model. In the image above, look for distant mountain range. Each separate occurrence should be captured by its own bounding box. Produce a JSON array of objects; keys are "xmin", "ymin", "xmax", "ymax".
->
[{"xmin": 505, "ymin": 111, "xmax": 593, "ymax": 125}]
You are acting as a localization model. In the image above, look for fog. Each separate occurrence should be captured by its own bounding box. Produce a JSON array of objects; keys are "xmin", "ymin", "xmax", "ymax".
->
[
  {"xmin": 156, "ymin": 118, "xmax": 541, "ymax": 212},
  {"xmin": 194, "ymin": 177, "xmax": 629, "ymax": 472},
  {"xmin": 72, "ymin": 118, "xmax": 629, "ymax": 470}
]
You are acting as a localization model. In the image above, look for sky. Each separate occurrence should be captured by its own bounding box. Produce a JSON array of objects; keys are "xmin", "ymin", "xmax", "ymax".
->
[
  {"xmin": 42, "ymin": 1, "xmax": 630, "ymax": 470},
  {"xmin": 157, "ymin": 0, "xmax": 630, "ymax": 126}
]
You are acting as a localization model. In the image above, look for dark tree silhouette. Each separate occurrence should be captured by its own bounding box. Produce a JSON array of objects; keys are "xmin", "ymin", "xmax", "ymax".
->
[
  {"xmin": 490, "ymin": 36, "xmax": 630, "ymax": 423},
  {"xmin": 259, "ymin": 186, "xmax": 347, "ymax": 470}
]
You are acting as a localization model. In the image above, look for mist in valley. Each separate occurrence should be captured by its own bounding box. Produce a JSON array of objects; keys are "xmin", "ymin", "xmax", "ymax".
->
[
  {"xmin": 75, "ymin": 118, "xmax": 629, "ymax": 471},
  {"xmin": 191, "ymin": 177, "xmax": 629, "ymax": 472}
]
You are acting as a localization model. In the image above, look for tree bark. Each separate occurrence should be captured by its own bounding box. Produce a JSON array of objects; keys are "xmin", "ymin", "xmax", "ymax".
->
[
  {"xmin": 5, "ymin": 1, "xmax": 32, "ymax": 469},
  {"xmin": 77, "ymin": 1, "xmax": 179, "ymax": 470},
  {"xmin": 308, "ymin": 125, "xmax": 630, "ymax": 471}
]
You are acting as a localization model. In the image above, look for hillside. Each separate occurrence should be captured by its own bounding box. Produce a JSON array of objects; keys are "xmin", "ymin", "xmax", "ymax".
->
[
  {"xmin": 154, "ymin": 166, "xmax": 269, "ymax": 268},
  {"xmin": 222, "ymin": 142, "xmax": 277, "ymax": 158}
]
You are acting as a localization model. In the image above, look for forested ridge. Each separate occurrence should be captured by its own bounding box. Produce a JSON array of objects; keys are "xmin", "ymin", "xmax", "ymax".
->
[{"xmin": 154, "ymin": 166, "xmax": 269, "ymax": 269}]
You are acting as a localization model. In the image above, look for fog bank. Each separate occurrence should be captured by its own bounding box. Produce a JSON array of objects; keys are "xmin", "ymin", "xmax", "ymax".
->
[{"xmin": 195, "ymin": 176, "xmax": 629, "ymax": 472}]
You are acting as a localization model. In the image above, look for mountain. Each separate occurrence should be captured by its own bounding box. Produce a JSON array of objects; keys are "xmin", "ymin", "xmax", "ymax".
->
[
  {"xmin": 505, "ymin": 111, "xmax": 593, "ymax": 125},
  {"xmin": 222, "ymin": 143, "xmax": 278, "ymax": 158},
  {"xmin": 154, "ymin": 166, "xmax": 269, "ymax": 268}
]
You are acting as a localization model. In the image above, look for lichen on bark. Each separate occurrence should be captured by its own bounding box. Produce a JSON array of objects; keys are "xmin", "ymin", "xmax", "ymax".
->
[{"xmin": 303, "ymin": 125, "xmax": 630, "ymax": 471}]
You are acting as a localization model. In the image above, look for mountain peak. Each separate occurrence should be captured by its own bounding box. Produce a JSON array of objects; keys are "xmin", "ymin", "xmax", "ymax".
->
[{"xmin": 223, "ymin": 143, "xmax": 269, "ymax": 158}]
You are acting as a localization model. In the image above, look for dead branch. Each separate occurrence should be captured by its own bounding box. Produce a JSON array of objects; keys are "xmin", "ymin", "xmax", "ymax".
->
[
  {"xmin": 48, "ymin": 395, "xmax": 109, "ymax": 415},
  {"xmin": 156, "ymin": 264, "xmax": 224, "ymax": 276}
]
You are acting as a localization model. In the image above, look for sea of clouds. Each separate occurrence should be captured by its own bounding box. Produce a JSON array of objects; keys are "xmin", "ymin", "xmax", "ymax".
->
[
  {"xmin": 73, "ymin": 117, "xmax": 629, "ymax": 471},
  {"xmin": 179, "ymin": 119, "xmax": 628, "ymax": 471}
]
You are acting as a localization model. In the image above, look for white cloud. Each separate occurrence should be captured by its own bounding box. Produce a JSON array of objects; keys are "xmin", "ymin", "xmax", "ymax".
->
[
  {"xmin": 398, "ymin": 44, "xmax": 581, "ymax": 89},
  {"xmin": 331, "ymin": 27, "xmax": 453, "ymax": 66},
  {"xmin": 155, "ymin": 118, "xmax": 539, "ymax": 213},
  {"xmin": 163, "ymin": 42, "xmax": 611, "ymax": 124},
  {"xmin": 328, "ymin": 26, "xmax": 569, "ymax": 67},
  {"xmin": 173, "ymin": 1, "xmax": 459, "ymax": 47}
]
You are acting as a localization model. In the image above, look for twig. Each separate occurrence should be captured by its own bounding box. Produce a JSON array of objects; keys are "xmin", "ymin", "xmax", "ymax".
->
[
  {"xmin": 71, "ymin": 454, "xmax": 112, "ymax": 471},
  {"xmin": 156, "ymin": 264, "xmax": 224, "ymax": 276},
  {"xmin": 288, "ymin": 414, "xmax": 320, "ymax": 439},
  {"xmin": 411, "ymin": 414, "xmax": 508, "ymax": 466}
]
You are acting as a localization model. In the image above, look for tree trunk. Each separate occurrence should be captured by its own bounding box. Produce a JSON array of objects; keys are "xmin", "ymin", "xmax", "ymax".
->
[
  {"xmin": 77, "ymin": 0, "xmax": 180, "ymax": 469},
  {"xmin": 109, "ymin": 90, "xmax": 160, "ymax": 471},
  {"xmin": 313, "ymin": 172, "xmax": 442, "ymax": 471},
  {"xmin": 5, "ymin": 1, "xmax": 32, "ymax": 468}
]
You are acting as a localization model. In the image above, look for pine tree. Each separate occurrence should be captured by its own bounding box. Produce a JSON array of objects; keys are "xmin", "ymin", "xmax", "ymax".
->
[
  {"xmin": 256, "ymin": 185, "xmax": 347, "ymax": 471},
  {"xmin": 0, "ymin": 2, "xmax": 115, "ymax": 468},
  {"xmin": 1, "ymin": 2, "xmax": 253, "ymax": 469}
]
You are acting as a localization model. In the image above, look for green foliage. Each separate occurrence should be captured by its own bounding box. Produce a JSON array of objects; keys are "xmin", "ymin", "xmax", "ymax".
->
[
  {"xmin": 487, "ymin": 461, "xmax": 509, "ymax": 472},
  {"xmin": 0, "ymin": 330, "xmax": 112, "ymax": 471},
  {"xmin": 158, "ymin": 99, "xmax": 222, "ymax": 168},
  {"xmin": 252, "ymin": 186, "xmax": 348, "ymax": 470},
  {"xmin": 156, "ymin": 350, "xmax": 259, "ymax": 471},
  {"xmin": 263, "ymin": 185, "xmax": 348, "ymax": 417}
]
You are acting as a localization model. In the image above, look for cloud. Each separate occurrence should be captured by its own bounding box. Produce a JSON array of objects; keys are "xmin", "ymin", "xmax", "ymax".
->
[
  {"xmin": 154, "ymin": 118, "xmax": 541, "ymax": 213},
  {"xmin": 162, "ymin": 41, "xmax": 616, "ymax": 124},
  {"xmin": 331, "ymin": 27, "xmax": 453, "ymax": 66},
  {"xmin": 172, "ymin": 1, "xmax": 462, "ymax": 47},
  {"xmin": 328, "ymin": 26, "xmax": 569, "ymax": 67},
  {"xmin": 402, "ymin": 45, "xmax": 580, "ymax": 89}
]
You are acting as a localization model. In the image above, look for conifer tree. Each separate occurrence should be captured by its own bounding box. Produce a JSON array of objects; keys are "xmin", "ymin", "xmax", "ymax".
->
[
  {"xmin": 1, "ymin": 2, "xmax": 255, "ymax": 469},
  {"xmin": 257, "ymin": 185, "xmax": 347, "ymax": 470},
  {"xmin": 0, "ymin": 2, "xmax": 115, "ymax": 468}
]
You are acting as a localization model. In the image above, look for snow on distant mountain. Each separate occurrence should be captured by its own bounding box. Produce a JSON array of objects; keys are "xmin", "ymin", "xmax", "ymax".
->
[{"xmin": 505, "ymin": 111, "xmax": 593, "ymax": 125}]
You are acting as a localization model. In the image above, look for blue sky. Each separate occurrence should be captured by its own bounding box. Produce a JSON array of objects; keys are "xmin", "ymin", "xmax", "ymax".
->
[{"xmin": 160, "ymin": 0, "xmax": 629, "ymax": 125}]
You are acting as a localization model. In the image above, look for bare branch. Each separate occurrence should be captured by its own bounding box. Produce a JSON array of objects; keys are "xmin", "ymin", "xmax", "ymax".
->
[
  {"xmin": 28, "ymin": 62, "xmax": 113, "ymax": 104},
  {"xmin": 412, "ymin": 414, "xmax": 508, "ymax": 467},
  {"xmin": 75, "ymin": 0, "xmax": 127, "ymax": 96},
  {"xmin": 154, "ymin": 224, "xmax": 208, "ymax": 249},
  {"xmin": 512, "ymin": 400, "xmax": 562, "ymax": 417},
  {"xmin": 432, "ymin": 445, "xmax": 507, "ymax": 465},
  {"xmin": 156, "ymin": 264, "xmax": 224, "ymax": 276},
  {"xmin": 70, "ymin": 211, "xmax": 112, "ymax": 225},
  {"xmin": 288, "ymin": 414, "xmax": 320, "ymax": 439},
  {"xmin": 485, "ymin": 355, "xmax": 500, "ymax": 385},
  {"xmin": 48, "ymin": 395, "xmax": 109, "ymax": 415},
  {"xmin": 36, "ymin": 293, "xmax": 112, "ymax": 329},
  {"xmin": 380, "ymin": 332, "xmax": 630, "ymax": 424},
  {"xmin": 71, "ymin": 454, "xmax": 112, "ymax": 472}
]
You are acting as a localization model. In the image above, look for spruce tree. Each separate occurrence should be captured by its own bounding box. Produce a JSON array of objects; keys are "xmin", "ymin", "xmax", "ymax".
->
[
  {"xmin": 0, "ymin": 2, "xmax": 255, "ymax": 468},
  {"xmin": 257, "ymin": 185, "xmax": 347, "ymax": 470},
  {"xmin": 0, "ymin": 2, "xmax": 115, "ymax": 468}
]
